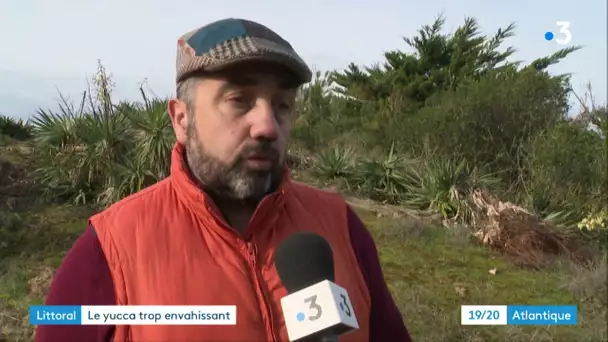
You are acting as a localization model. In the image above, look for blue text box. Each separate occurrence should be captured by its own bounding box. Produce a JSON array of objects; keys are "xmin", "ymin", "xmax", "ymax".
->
[
  {"xmin": 29, "ymin": 306, "xmax": 82, "ymax": 325},
  {"xmin": 507, "ymin": 305, "xmax": 577, "ymax": 325}
]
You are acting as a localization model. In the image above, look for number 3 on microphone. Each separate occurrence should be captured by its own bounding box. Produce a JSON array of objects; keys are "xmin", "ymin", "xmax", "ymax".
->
[
  {"xmin": 340, "ymin": 294, "xmax": 352, "ymax": 317},
  {"xmin": 304, "ymin": 294, "xmax": 352, "ymax": 321},
  {"xmin": 304, "ymin": 295, "xmax": 322, "ymax": 321},
  {"xmin": 555, "ymin": 21, "xmax": 572, "ymax": 45}
]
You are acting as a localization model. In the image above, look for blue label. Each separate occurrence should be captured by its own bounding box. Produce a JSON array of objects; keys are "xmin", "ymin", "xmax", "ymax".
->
[
  {"xmin": 507, "ymin": 305, "xmax": 577, "ymax": 325},
  {"xmin": 29, "ymin": 306, "xmax": 82, "ymax": 325}
]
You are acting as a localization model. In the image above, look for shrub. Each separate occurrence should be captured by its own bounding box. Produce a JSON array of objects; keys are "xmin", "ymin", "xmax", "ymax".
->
[
  {"xmin": 0, "ymin": 115, "xmax": 32, "ymax": 141},
  {"xmin": 29, "ymin": 64, "xmax": 174, "ymax": 207},
  {"xmin": 352, "ymin": 144, "xmax": 416, "ymax": 204},
  {"xmin": 527, "ymin": 121, "xmax": 605, "ymax": 218},
  {"xmin": 314, "ymin": 145, "xmax": 355, "ymax": 181},
  {"xmin": 404, "ymin": 157, "xmax": 500, "ymax": 219},
  {"xmin": 397, "ymin": 68, "xmax": 569, "ymax": 189}
]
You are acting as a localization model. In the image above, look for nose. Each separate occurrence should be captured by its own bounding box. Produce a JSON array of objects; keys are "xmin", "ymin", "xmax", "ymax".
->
[{"xmin": 248, "ymin": 100, "xmax": 279, "ymax": 141}]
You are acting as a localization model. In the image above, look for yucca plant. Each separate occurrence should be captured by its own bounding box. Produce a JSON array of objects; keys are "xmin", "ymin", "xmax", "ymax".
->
[
  {"xmin": 30, "ymin": 103, "xmax": 91, "ymax": 202},
  {"xmin": 28, "ymin": 62, "xmax": 180, "ymax": 206},
  {"xmin": 33, "ymin": 143, "xmax": 91, "ymax": 201},
  {"xmin": 30, "ymin": 109, "xmax": 83, "ymax": 148},
  {"xmin": 96, "ymin": 157, "xmax": 157, "ymax": 207},
  {"xmin": 120, "ymin": 89, "xmax": 175, "ymax": 180},
  {"xmin": 31, "ymin": 62, "xmax": 135, "ymax": 205},
  {"xmin": 314, "ymin": 145, "xmax": 356, "ymax": 181},
  {"xmin": 31, "ymin": 105, "xmax": 136, "ymax": 204},
  {"xmin": 353, "ymin": 143, "xmax": 416, "ymax": 204},
  {"xmin": 404, "ymin": 157, "xmax": 500, "ymax": 220},
  {"xmin": 543, "ymin": 209, "xmax": 579, "ymax": 230},
  {"xmin": 30, "ymin": 90, "xmax": 90, "ymax": 149}
]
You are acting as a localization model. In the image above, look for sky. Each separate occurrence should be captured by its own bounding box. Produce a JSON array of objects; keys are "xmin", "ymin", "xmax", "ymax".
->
[{"xmin": 0, "ymin": 0, "xmax": 606, "ymax": 119}]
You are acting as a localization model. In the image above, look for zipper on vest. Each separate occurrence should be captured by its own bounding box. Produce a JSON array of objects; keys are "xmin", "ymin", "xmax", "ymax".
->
[{"xmin": 247, "ymin": 242, "xmax": 278, "ymax": 342}]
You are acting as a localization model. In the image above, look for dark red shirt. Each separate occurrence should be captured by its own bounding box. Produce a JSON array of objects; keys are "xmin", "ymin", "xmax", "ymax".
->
[{"xmin": 35, "ymin": 207, "xmax": 411, "ymax": 342}]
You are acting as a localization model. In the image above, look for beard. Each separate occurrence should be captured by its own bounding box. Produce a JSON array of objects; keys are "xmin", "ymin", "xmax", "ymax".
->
[{"xmin": 184, "ymin": 123, "xmax": 284, "ymax": 201}]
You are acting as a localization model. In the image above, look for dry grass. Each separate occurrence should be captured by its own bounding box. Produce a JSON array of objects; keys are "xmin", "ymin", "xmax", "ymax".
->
[{"xmin": 451, "ymin": 189, "xmax": 592, "ymax": 269}]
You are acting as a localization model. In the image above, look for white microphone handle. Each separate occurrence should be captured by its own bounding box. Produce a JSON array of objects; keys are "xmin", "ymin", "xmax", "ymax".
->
[{"xmin": 281, "ymin": 280, "xmax": 359, "ymax": 341}]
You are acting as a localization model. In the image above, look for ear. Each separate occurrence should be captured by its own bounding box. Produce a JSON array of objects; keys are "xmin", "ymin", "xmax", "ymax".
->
[{"xmin": 168, "ymin": 98, "xmax": 189, "ymax": 145}]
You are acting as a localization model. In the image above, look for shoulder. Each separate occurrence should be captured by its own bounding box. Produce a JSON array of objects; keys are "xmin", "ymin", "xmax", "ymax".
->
[
  {"xmin": 89, "ymin": 177, "xmax": 176, "ymax": 246},
  {"xmin": 93, "ymin": 178, "xmax": 173, "ymax": 220},
  {"xmin": 345, "ymin": 205, "xmax": 377, "ymax": 260},
  {"xmin": 90, "ymin": 177, "xmax": 176, "ymax": 239},
  {"xmin": 289, "ymin": 180, "xmax": 346, "ymax": 204}
]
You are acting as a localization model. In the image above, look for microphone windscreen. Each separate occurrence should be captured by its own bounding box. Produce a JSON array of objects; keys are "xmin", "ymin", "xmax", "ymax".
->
[{"xmin": 274, "ymin": 232, "xmax": 335, "ymax": 294}]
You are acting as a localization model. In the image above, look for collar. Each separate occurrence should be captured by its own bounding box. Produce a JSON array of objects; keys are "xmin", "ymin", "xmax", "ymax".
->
[{"xmin": 169, "ymin": 142, "xmax": 290, "ymax": 236}]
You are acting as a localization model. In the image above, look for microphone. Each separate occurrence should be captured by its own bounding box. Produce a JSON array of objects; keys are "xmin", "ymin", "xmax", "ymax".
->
[{"xmin": 275, "ymin": 232, "xmax": 359, "ymax": 342}]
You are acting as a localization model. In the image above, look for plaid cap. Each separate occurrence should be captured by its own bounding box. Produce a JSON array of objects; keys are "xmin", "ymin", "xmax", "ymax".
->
[{"xmin": 176, "ymin": 18, "xmax": 312, "ymax": 85}]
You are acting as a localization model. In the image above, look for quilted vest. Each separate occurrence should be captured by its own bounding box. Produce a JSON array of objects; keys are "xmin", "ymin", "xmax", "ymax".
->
[{"xmin": 90, "ymin": 143, "xmax": 371, "ymax": 341}]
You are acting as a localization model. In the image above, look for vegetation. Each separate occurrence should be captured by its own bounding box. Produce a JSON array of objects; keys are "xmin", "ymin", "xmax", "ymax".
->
[
  {"xmin": 0, "ymin": 116, "xmax": 32, "ymax": 144},
  {"xmin": 1, "ymin": 15, "xmax": 606, "ymax": 341}
]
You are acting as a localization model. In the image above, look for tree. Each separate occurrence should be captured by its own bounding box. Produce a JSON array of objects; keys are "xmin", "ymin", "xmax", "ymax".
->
[{"xmin": 332, "ymin": 14, "xmax": 580, "ymax": 108}]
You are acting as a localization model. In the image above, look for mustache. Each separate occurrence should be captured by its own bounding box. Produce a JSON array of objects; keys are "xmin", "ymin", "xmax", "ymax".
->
[{"xmin": 238, "ymin": 142, "xmax": 280, "ymax": 162}]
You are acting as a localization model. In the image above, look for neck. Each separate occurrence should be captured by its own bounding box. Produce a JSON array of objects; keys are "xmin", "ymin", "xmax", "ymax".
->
[
  {"xmin": 182, "ymin": 156, "xmax": 288, "ymax": 233},
  {"xmin": 211, "ymin": 194, "xmax": 259, "ymax": 233}
]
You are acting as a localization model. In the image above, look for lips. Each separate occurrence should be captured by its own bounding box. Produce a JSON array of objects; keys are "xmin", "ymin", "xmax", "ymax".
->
[
  {"xmin": 241, "ymin": 145, "xmax": 278, "ymax": 169},
  {"xmin": 246, "ymin": 148, "xmax": 279, "ymax": 160},
  {"xmin": 248, "ymin": 154, "xmax": 272, "ymax": 161},
  {"xmin": 244, "ymin": 157, "xmax": 273, "ymax": 170}
]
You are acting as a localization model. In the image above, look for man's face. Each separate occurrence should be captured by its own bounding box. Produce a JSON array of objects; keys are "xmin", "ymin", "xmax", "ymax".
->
[{"xmin": 168, "ymin": 63, "xmax": 298, "ymax": 201}]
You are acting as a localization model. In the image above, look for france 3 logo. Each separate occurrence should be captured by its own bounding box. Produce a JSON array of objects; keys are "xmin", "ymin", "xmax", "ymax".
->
[
  {"xmin": 544, "ymin": 21, "xmax": 572, "ymax": 45},
  {"xmin": 296, "ymin": 293, "xmax": 353, "ymax": 322}
]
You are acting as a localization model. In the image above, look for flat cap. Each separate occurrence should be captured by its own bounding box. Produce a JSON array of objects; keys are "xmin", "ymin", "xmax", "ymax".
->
[{"xmin": 176, "ymin": 18, "xmax": 312, "ymax": 85}]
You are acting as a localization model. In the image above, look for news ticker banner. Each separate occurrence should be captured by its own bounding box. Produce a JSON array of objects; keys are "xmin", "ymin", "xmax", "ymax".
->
[
  {"xmin": 30, "ymin": 306, "xmax": 236, "ymax": 325},
  {"xmin": 30, "ymin": 304, "xmax": 577, "ymax": 326},
  {"xmin": 461, "ymin": 305, "xmax": 577, "ymax": 325}
]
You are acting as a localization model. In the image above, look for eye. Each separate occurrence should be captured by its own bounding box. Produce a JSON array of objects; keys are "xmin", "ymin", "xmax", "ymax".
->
[
  {"xmin": 225, "ymin": 94, "xmax": 253, "ymax": 113},
  {"xmin": 228, "ymin": 96, "xmax": 247, "ymax": 105},
  {"xmin": 277, "ymin": 101, "xmax": 292, "ymax": 111}
]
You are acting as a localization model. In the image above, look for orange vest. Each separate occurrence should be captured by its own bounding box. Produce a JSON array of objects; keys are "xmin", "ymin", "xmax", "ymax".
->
[{"xmin": 90, "ymin": 143, "xmax": 371, "ymax": 342}]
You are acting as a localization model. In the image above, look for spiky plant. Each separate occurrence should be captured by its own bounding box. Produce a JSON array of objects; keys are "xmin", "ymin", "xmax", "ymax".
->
[
  {"xmin": 404, "ymin": 157, "xmax": 500, "ymax": 220},
  {"xmin": 314, "ymin": 145, "xmax": 355, "ymax": 181},
  {"xmin": 353, "ymin": 143, "xmax": 416, "ymax": 204},
  {"xmin": 126, "ymin": 88, "xmax": 175, "ymax": 180}
]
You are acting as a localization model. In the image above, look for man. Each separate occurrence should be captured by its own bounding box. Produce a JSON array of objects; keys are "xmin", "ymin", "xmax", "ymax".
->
[{"xmin": 35, "ymin": 18, "xmax": 412, "ymax": 342}]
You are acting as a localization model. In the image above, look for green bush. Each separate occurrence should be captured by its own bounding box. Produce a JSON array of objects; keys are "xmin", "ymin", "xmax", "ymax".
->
[
  {"xmin": 28, "ymin": 65, "xmax": 174, "ymax": 207},
  {"xmin": 404, "ymin": 157, "xmax": 500, "ymax": 219},
  {"xmin": 352, "ymin": 144, "xmax": 415, "ymax": 204},
  {"xmin": 0, "ymin": 115, "xmax": 32, "ymax": 141},
  {"xmin": 527, "ymin": 121, "xmax": 605, "ymax": 218},
  {"xmin": 31, "ymin": 97, "xmax": 174, "ymax": 207},
  {"xmin": 396, "ymin": 68, "xmax": 568, "ymax": 189},
  {"xmin": 314, "ymin": 145, "xmax": 355, "ymax": 181}
]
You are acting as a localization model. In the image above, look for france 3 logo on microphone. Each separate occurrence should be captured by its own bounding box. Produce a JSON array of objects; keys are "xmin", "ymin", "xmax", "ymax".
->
[
  {"xmin": 544, "ymin": 21, "xmax": 572, "ymax": 45},
  {"xmin": 281, "ymin": 280, "xmax": 359, "ymax": 341}
]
